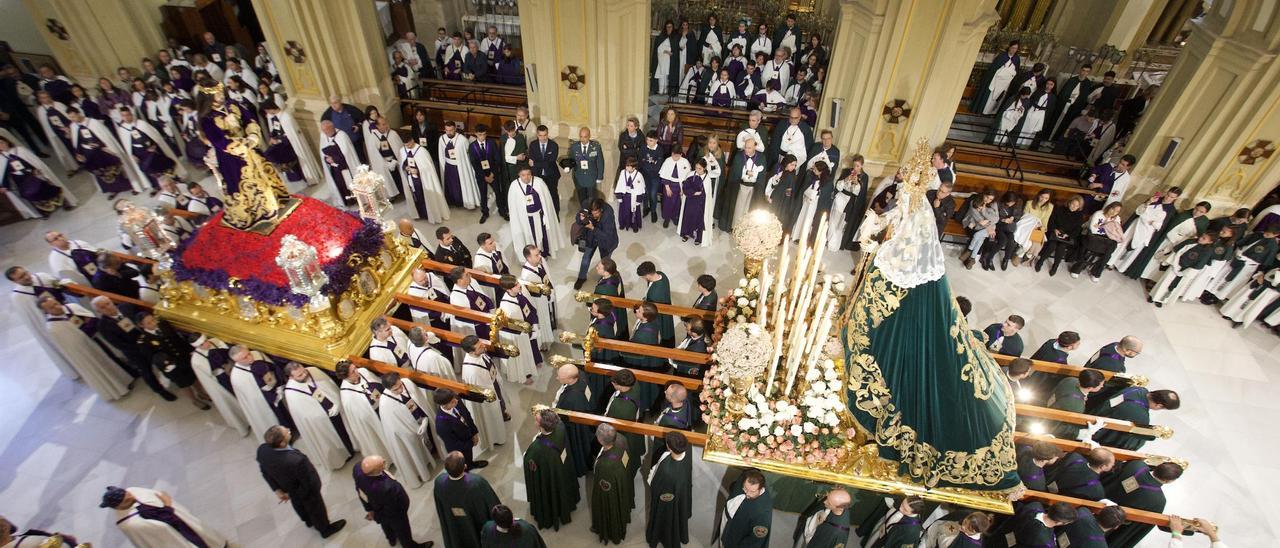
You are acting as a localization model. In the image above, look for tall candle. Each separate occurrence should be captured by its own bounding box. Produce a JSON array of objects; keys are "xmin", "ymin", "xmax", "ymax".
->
[
  {"xmin": 804, "ymin": 279, "xmax": 831, "ymax": 360},
  {"xmin": 758, "ymin": 260, "xmax": 771, "ymax": 327},
  {"xmin": 783, "ymin": 319, "xmax": 808, "ymax": 396},
  {"xmin": 765, "ymin": 307, "xmax": 786, "ymax": 398},
  {"xmin": 804, "ymin": 299, "xmax": 835, "ymax": 381},
  {"xmin": 773, "ymin": 240, "xmax": 790, "ymax": 329}
]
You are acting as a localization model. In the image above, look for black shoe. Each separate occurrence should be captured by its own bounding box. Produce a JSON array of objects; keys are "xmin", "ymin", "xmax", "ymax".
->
[
  {"xmin": 1034, "ymin": 258, "xmax": 1045, "ymax": 272},
  {"xmin": 479, "ymin": 213, "xmax": 489, "ymax": 224},
  {"xmin": 573, "ymin": 278, "xmax": 586, "ymax": 290},
  {"xmin": 1049, "ymin": 262, "xmax": 1060, "ymax": 276},
  {"xmin": 1233, "ymin": 321, "xmax": 1243, "ymax": 328},
  {"xmin": 469, "ymin": 460, "xmax": 489, "ymax": 470},
  {"xmin": 1000, "ymin": 257, "xmax": 1010, "ymax": 270},
  {"xmin": 159, "ymin": 391, "xmax": 178, "ymax": 402},
  {"xmin": 964, "ymin": 258, "xmax": 976, "ymax": 270},
  {"xmin": 1146, "ymin": 296, "xmax": 1154, "ymax": 303},
  {"xmin": 501, "ymin": 214, "xmax": 510, "ymax": 221},
  {"xmin": 320, "ymin": 520, "xmax": 347, "ymax": 538},
  {"xmin": 1154, "ymin": 302, "xmax": 1163, "ymax": 308},
  {"xmin": 662, "ymin": 220, "xmax": 670, "ymax": 228},
  {"xmin": 35, "ymin": 150, "xmax": 49, "ymax": 158}
]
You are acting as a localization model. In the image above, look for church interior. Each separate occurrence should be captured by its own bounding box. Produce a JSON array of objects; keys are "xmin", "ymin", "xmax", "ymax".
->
[{"xmin": 0, "ymin": 0, "xmax": 1278, "ymax": 546}]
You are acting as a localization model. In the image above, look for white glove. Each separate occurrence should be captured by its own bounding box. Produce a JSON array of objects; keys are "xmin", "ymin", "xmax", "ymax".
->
[{"xmin": 1082, "ymin": 419, "xmax": 1105, "ymax": 440}]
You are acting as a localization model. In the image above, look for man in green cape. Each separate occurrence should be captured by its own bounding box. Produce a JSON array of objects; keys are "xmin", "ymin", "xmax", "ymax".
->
[
  {"xmin": 649, "ymin": 383, "xmax": 693, "ymax": 467},
  {"xmin": 645, "ymin": 431, "xmax": 692, "ymax": 548},
  {"xmin": 603, "ymin": 370, "xmax": 645, "ymax": 478},
  {"xmin": 523, "ymin": 409, "xmax": 580, "ymax": 530},
  {"xmin": 1044, "ymin": 447, "xmax": 1113, "ymax": 500},
  {"xmin": 433, "ymin": 451, "xmax": 501, "ymax": 548},
  {"xmin": 590, "ymin": 423, "xmax": 634, "ymax": 545},
  {"xmin": 624, "ymin": 302, "xmax": 666, "ymax": 412},
  {"xmin": 1086, "ymin": 387, "xmax": 1180, "ymax": 450},
  {"xmin": 791, "ymin": 487, "xmax": 853, "ymax": 548},
  {"xmin": 1103, "ymin": 460, "xmax": 1183, "ymax": 548},
  {"xmin": 553, "ymin": 364, "xmax": 597, "ymax": 476},
  {"xmin": 1046, "ymin": 369, "xmax": 1105, "ymax": 440},
  {"xmin": 858, "ymin": 495, "xmax": 923, "ymax": 548},
  {"xmin": 480, "ymin": 504, "xmax": 547, "ymax": 548},
  {"xmin": 636, "ymin": 261, "xmax": 675, "ymax": 347},
  {"xmin": 986, "ymin": 501, "xmax": 1076, "ymax": 547},
  {"xmin": 715, "ymin": 468, "xmax": 773, "ymax": 548},
  {"xmin": 1125, "ymin": 201, "xmax": 1212, "ymax": 281},
  {"xmin": 1056, "ymin": 505, "xmax": 1126, "ymax": 548},
  {"xmin": 1015, "ymin": 440, "xmax": 1063, "ymax": 492},
  {"xmin": 714, "ymin": 137, "xmax": 767, "ymax": 232}
]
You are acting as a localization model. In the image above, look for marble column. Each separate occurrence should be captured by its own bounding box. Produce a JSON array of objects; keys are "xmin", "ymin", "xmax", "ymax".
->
[
  {"xmin": 250, "ymin": 0, "xmax": 398, "ymax": 139},
  {"xmin": 819, "ymin": 0, "xmax": 999, "ymax": 176},
  {"xmin": 22, "ymin": 0, "xmax": 167, "ymax": 84},
  {"xmin": 517, "ymin": 0, "xmax": 650, "ymax": 175},
  {"xmin": 1123, "ymin": 0, "xmax": 1280, "ymax": 211}
]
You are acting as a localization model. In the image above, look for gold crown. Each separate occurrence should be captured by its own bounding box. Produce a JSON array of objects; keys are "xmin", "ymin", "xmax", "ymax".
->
[
  {"xmin": 901, "ymin": 138, "xmax": 936, "ymax": 198},
  {"xmin": 198, "ymin": 81, "xmax": 225, "ymax": 96}
]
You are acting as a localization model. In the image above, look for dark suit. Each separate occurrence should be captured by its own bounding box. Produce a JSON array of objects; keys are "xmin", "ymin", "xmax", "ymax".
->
[
  {"xmin": 354, "ymin": 466, "xmax": 424, "ymax": 547},
  {"xmin": 256, "ymin": 444, "xmax": 340, "ymax": 533},
  {"xmin": 463, "ymin": 52, "xmax": 490, "ymax": 82},
  {"xmin": 91, "ymin": 266, "xmax": 142, "ymax": 301},
  {"xmin": 435, "ymin": 405, "xmax": 480, "ymax": 465},
  {"xmin": 470, "ymin": 137, "xmax": 503, "ymax": 217},
  {"xmin": 97, "ymin": 313, "xmax": 173, "ymax": 397},
  {"xmin": 528, "ymin": 138, "xmax": 561, "ymax": 213},
  {"xmin": 573, "ymin": 204, "xmax": 618, "ymax": 281}
]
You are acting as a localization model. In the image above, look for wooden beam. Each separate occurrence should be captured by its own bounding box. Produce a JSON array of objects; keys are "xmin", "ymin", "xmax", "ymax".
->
[
  {"xmin": 62, "ymin": 283, "xmax": 153, "ymax": 310},
  {"xmin": 383, "ymin": 315, "xmax": 512, "ymax": 358},
  {"xmin": 555, "ymin": 408, "xmax": 707, "ymax": 446},
  {"xmin": 575, "ymin": 291, "xmax": 716, "ymax": 322},
  {"xmin": 108, "ymin": 250, "xmax": 156, "ymax": 266},
  {"xmin": 418, "ymin": 258, "xmax": 547, "ymax": 294},
  {"xmin": 556, "ymin": 410, "xmax": 1174, "ymax": 528},
  {"xmin": 991, "ymin": 353, "xmax": 1140, "ymax": 385},
  {"xmin": 1016, "ymin": 404, "xmax": 1168, "ymax": 438},
  {"xmin": 392, "ymin": 293, "xmax": 520, "ymax": 331},
  {"xmin": 592, "ymin": 337, "xmax": 711, "ymax": 365},
  {"xmin": 346, "ymin": 355, "xmax": 489, "ymax": 402},
  {"xmin": 585, "ymin": 362, "xmax": 702, "ymax": 391}
]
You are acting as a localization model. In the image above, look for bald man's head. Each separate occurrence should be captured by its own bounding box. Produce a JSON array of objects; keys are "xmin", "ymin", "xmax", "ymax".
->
[
  {"xmin": 1118, "ymin": 336, "xmax": 1143, "ymax": 356},
  {"xmin": 556, "ymin": 364, "xmax": 579, "ymax": 385},
  {"xmin": 361, "ymin": 455, "xmax": 386, "ymax": 475},
  {"xmin": 825, "ymin": 489, "xmax": 852, "ymax": 513}
]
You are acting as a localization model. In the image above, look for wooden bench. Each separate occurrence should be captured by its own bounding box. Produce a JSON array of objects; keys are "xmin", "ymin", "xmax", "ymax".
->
[
  {"xmin": 417, "ymin": 77, "xmax": 527, "ymax": 108},
  {"xmin": 952, "ymin": 145, "xmax": 1082, "ymax": 179},
  {"xmin": 954, "ymin": 164, "xmax": 1101, "ymax": 204},
  {"xmin": 401, "ymin": 98, "xmax": 513, "ymax": 136}
]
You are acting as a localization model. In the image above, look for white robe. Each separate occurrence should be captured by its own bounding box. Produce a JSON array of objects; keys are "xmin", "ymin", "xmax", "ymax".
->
[
  {"xmin": 47, "ymin": 239, "xmax": 97, "ymax": 284},
  {"xmin": 994, "ymin": 100, "xmax": 1025, "ymax": 146},
  {"xmin": 405, "ymin": 273, "xmax": 452, "ymax": 325},
  {"xmin": 71, "ymin": 118, "xmax": 147, "ymax": 193},
  {"xmin": 11, "ymin": 274, "xmax": 78, "ymax": 379},
  {"xmin": 1179, "ymin": 257, "xmax": 1230, "ymax": 303},
  {"xmin": 114, "ymin": 488, "xmax": 226, "ymax": 548},
  {"xmin": 506, "ymin": 177, "xmax": 568, "ymax": 258},
  {"xmin": 437, "ymin": 133, "xmax": 481, "ymax": 209},
  {"xmin": 982, "ymin": 58, "xmax": 1018, "ymax": 115},
  {"xmin": 368, "ymin": 325, "xmax": 411, "ymax": 368},
  {"xmin": 460, "ymin": 354, "xmax": 507, "ymax": 453},
  {"xmin": 379, "ymin": 380, "xmax": 437, "ymax": 487},
  {"xmin": 790, "ymin": 174, "xmax": 822, "ymax": 237},
  {"xmin": 1018, "ymin": 92, "xmax": 1051, "ymax": 147},
  {"xmin": 698, "ymin": 152, "xmax": 722, "ymax": 246},
  {"xmin": 267, "ymin": 111, "xmax": 323, "ymax": 188},
  {"xmin": 519, "ymin": 262, "xmax": 555, "ymax": 348},
  {"xmin": 1110, "ymin": 203, "xmax": 1167, "ymax": 269},
  {"xmin": 399, "ymin": 143, "xmax": 450, "ymax": 223},
  {"xmin": 338, "ymin": 368, "xmax": 390, "ymax": 459},
  {"xmin": 1, "ymin": 146, "xmax": 77, "ymax": 219},
  {"xmin": 778, "ymin": 125, "xmax": 809, "ymax": 164},
  {"xmin": 283, "ymin": 369, "xmax": 350, "ymax": 469},
  {"xmin": 448, "ymin": 285, "xmax": 484, "ymax": 342},
  {"xmin": 1141, "ymin": 217, "xmax": 1201, "ymax": 280},
  {"xmin": 409, "ymin": 341, "xmax": 456, "ymax": 380},
  {"xmin": 190, "ymin": 340, "xmax": 249, "ymax": 436},
  {"xmin": 45, "ymin": 304, "xmax": 132, "ymax": 400},
  {"xmin": 497, "ymin": 291, "xmax": 540, "ymax": 382},
  {"xmin": 613, "ymin": 168, "xmax": 646, "ymax": 216},
  {"xmin": 229, "ymin": 362, "xmax": 283, "ymax": 441},
  {"xmin": 365, "ymin": 128, "xmax": 404, "ymax": 198},
  {"xmin": 1212, "ymin": 238, "xmax": 1272, "ymax": 298},
  {"xmin": 1150, "ymin": 242, "xmax": 1203, "ymax": 304},
  {"xmin": 826, "ymin": 175, "xmax": 860, "ymax": 250},
  {"xmin": 1222, "ymin": 269, "xmax": 1280, "ymax": 327},
  {"xmin": 117, "ymin": 119, "xmax": 190, "ymax": 180},
  {"xmin": 36, "ymin": 101, "xmax": 77, "ymax": 168},
  {"xmin": 735, "ymin": 127, "xmax": 766, "ymax": 151},
  {"xmin": 318, "ymin": 129, "xmax": 360, "ymax": 205},
  {"xmin": 654, "ymin": 37, "xmax": 673, "ymax": 94}
]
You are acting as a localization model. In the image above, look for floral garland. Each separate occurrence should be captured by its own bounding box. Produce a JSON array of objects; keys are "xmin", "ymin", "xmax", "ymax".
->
[{"xmin": 169, "ymin": 211, "xmax": 384, "ymax": 308}]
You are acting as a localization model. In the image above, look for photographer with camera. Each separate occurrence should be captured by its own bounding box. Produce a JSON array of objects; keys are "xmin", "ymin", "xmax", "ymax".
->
[{"xmin": 572, "ymin": 198, "xmax": 618, "ymax": 289}]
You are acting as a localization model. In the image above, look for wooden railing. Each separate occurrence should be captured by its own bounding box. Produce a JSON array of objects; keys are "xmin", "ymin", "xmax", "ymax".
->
[
  {"xmin": 991, "ymin": 353, "xmax": 1143, "ymax": 386},
  {"xmin": 555, "ymin": 409, "xmax": 1175, "ymax": 527}
]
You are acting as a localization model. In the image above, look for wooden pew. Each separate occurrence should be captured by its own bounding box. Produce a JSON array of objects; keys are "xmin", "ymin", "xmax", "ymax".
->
[
  {"xmin": 954, "ymin": 165, "xmax": 1102, "ymax": 204},
  {"xmin": 416, "ymin": 77, "xmax": 528, "ymax": 107},
  {"xmin": 952, "ymin": 147, "xmax": 1082, "ymax": 179},
  {"xmin": 555, "ymin": 409, "xmax": 1175, "ymax": 527},
  {"xmin": 401, "ymin": 98, "xmax": 512, "ymax": 136},
  {"xmin": 572, "ymin": 290, "xmax": 717, "ymax": 322}
]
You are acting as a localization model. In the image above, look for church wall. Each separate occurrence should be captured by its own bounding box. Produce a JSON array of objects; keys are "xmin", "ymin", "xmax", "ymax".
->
[{"xmin": 2, "ymin": 0, "xmax": 53, "ymax": 56}]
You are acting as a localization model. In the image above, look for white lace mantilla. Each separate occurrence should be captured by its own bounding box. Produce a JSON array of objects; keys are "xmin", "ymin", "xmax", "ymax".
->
[{"xmin": 872, "ymin": 191, "xmax": 946, "ymax": 288}]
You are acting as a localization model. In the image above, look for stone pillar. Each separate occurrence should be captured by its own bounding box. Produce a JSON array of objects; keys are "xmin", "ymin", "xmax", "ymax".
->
[
  {"xmin": 819, "ymin": 0, "xmax": 999, "ymax": 176},
  {"xmin": 517, "ymin": 0, "xmax": 650, "ymax": 174},
  {"xmin": 1124, "ymin": 0, "xmax": 1280, "ymax": 211},
  {"xmin": 23, "ymin": 0, "xmax": 167, "ymax": 84},
  {"xmin": 250, "ymin": 0, "xmax": 397, "ymax": 138}
]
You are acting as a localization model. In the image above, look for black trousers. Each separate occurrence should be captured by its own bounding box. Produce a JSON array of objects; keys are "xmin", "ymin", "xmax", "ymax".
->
[
  {"xmin": 289, "ymin": 489, "xmax": 335, "ymax": 531},
  {"xmin": 1070, "ymin": 237, "xmax": 1117, "ymax": 278},
  {"xmin": 1038, "ymin": 238, "xmax": 1077, "ymax": 266},
  {"xmin": 575, "ymin": 185, "xmax": 593, "ymax": 209},
  {"xmin": 375, "ymin": 508, "xmax": 424, "ymax": 547}
]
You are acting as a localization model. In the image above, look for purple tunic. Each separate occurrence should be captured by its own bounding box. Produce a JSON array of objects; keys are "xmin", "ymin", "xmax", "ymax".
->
[
  {"xmin": 520, "ymin": 183, "xmax": 551, "ymax": 256},
  {"xmin": 1, "ymin": 152, "xmax": 63, "ymax": 213},
  {"xmin": 73, "ymin": 125, "xmax": 132, "ymax": 194},
  {"xmin": 400, "ymin": 148, "xmax": 430, "ymax": 219},
  {"xmin": 679, "ymin": 174, "xmax": 706, "ymax": 242},
  {"xmin": 322, "ymin": 140, "xmax": 352, "ymax": 201},
  {"xmin": 443, "ymin": 50, "xmax": 464, "ymax": 80},
  {"xmin": 616, "ymin": 170, "xmax": 643, "ymax": 231},
  {"xmin": 124, "ymin": 125, "xmax": 175, "ymax": 189},
  {"xmin": 263, "ymin": 116, "xmax": 302, "ymax": 181},
  {"xmin": 441, "ymin": 139, "xmax": 464, "ymax": 206},
  {"xmin": 43, "ymin": 107, "xmax": 76, "ymax": 153},
  {"xmin": 660, "ymin": 165, "xmax": 683, "ymax": 224}
]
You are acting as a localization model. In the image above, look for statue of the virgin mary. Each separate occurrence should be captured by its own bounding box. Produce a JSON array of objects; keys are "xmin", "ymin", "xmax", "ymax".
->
[
  {"xmin": 193, "ymin": 77, "xmax": 295, "ymax": 232},
  {"xmin": 841, "ymin": 139, "xmax": 1021, "ymax": 494}
]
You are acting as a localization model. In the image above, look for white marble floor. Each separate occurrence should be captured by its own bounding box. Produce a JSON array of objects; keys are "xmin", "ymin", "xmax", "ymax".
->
[{"xmin": 0, "ymin": 162, "xmax": 1274, "ymax": 547}]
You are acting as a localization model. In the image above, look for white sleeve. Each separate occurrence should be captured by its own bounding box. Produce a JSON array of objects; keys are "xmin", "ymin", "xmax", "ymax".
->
[{"xmin": 504, "ymin": 138, "xmax": 517, "ymax": 164}]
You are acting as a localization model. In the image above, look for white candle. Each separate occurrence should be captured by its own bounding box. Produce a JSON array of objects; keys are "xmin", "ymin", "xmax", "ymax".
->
[
  {"xmin": 805, "ymin": 300, "xmax": 835, "ymax": 381},
  {"xmin": 804, "ymin": 279, "xmax": 831, "ymax": 360},
  {"xmin": 774, "ymin": 240, "xmax": 790, "ymax": 321},
  {"xmin": 812, "ymin": 214, "xmax": 828, "ymax": 260},
  {"xmin": 788, "ymin": 243, "xmax": 810, "ymax": 320},
  {"xmin": 764, "ymin": 307, "xmax": 786, "ymax": 398},
  {"xmin": 783, "ymin": 319, "xmax": 808, "ymax": 396},
  {"xmin": 758, "ymin": 260, "xmax": 771, "ymax": 327}
]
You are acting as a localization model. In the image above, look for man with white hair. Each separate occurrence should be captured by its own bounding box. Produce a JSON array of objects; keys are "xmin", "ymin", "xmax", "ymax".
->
[
  {"xmin": 334, "ymin": 359, "xmax": 390, "ymax": 461},
  {"xmin": 735, "ymin": 110, "xmax": 769, "ymax": 152},
  {"xmin": 368, "ymin": 317, "xmax": 411, "ymax": 368},
  {"xmin": 318, "ymin": 119, "xmax": 360, "ymax": 204},
  {"xmin": 320, "ymin": 95, "xmax": 366, "ymax": 159},
  {"xmin": 228, "ymin": 344, "xmax": 290, "ymax": 440},
  {"xmin": 553, "ymin": 363, "xmax": 596, "ymax": 477},
  {"xmin": 406, "ymin": 326, "xmax": 454, "ymax": 379},
  {"xmin": 7, "ymin": 265, "xmax": 78, "ymax": 379},
  {"xmin": 395, "ymin": 31, "xmax": 433, "ymax": 75},
  {"xmin": 282, "ymin": 361, "xmax": 353, "ymax": 469},
  {"xmin": 45, "ymin": 231, "xmax": 98, "ymax": 285},
  {"xmin": 190, "ymin": 334, "xmax": 248, "ymax": 436}
]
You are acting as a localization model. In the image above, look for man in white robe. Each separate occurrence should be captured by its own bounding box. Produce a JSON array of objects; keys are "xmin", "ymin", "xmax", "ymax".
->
[
  {"xmin": 406, "ymin": 326, "xmax": 455, "ymax": 380},
  {"xmin": 1110, "ymin": 195, "xmax": 1169, "ymax": 270},
  {"xmin": 69, "ymin": 110, "xmax": 148, "ymax": 194},
  {"xmin": 399, "ymin": 137, "xmax": 450, "ymax": 223},
  {"xmin": 437, "ymin": 121, "xmax": 481, "ymax": 209},
  {"xmin": 101, "ymin": 486, "xmax": 226, "ymax": 548},
  {"xmin": 39, "ymin": 296, "xmax": 133, "ymax": 400},
  {"xmin": 496, "ymin": 275, "xmax": 540, "ymax": 384},
  {"xmin": 228, "ymin": 344, "xmax": 289, "ymax": 441},
  {"xmin": 507, "ymin": 165, "xmax": 568, "ymax": 258},
  {"xmin": 378, "ymin": 371, "xmax": 438, "ymax": 487},
  {"xmin": 368, "ymin": 317, "xmax": 411, "ymax": 368},
  {"xmin": 365, "ymin": 117, "xmax": 404, "ymax": 200},
  {"xmin": 116, "ymin": 108, "xmax": 189, "ymax": 189},
  {"xmin": 448, "ymin": 266, "xmax": 496, "ymax": 343},
  {"xmin": 1140, "ymin": 203, "xmax": 1211, "ymax": 280},
  {"xmin": 282, "ymin": 362, "xmax": 353, "ymax": 469},
  {"xmin": 33, "ymin": 91, "xmax": 77, "ymax": 170},
  {"xmin": 318, "ymin": 120, "xmax": 361, "ymax": 204},
  {"xmin": 0, "ymin": 136, "xmax": 78, "ymax": 219},
  {"xmin": 334, "ymin": 360, "xmax": 390, "ymax": 459},
  {"xmin": 459, "ymin": 335, "xmax": 508, "ymax": 454},
  {"xmin": 7, "ymin": 266, "xmax": 78, "ymax": 379},
  {"xmin": 45, "ymin": 231, "xmax": 98, "ymax": 285},
  {"xmin": 405, "ymin": 266, "xmax": 452, "ymax": 326},
  {"xmin": 262, "ymin": 104, "xmax": 323, "ymax": 192},
  {"xmin": 519, "ymin": 245, "xmax": 556, "ymax": 349},
  {"xmin": 189, "ymin": 334, "xmax": 248, "ymax": 436}
]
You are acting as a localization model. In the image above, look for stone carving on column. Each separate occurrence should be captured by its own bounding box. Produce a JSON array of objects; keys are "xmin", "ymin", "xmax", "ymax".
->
[
  {"xmin": 561, "ymin": 66, "xmax": 584, "ymax": 90},
  {"xmin": 1237, "ymin": 140, "xmax": 1275, "ymax": 165},
  {"xmin": 45, "ymin": 19, "xmax": 69, "ymax": 40}
]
